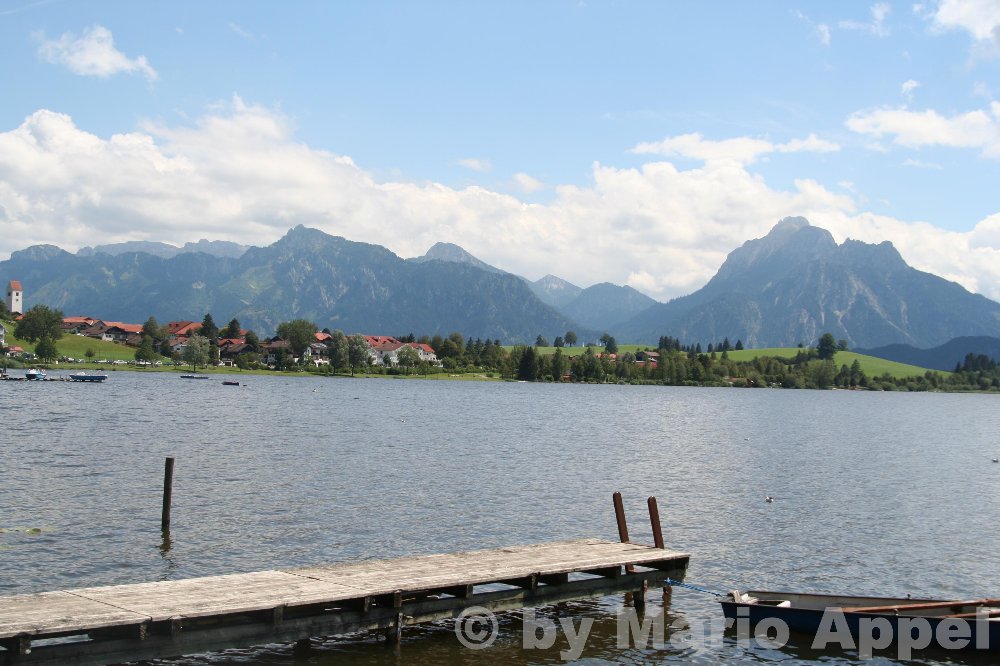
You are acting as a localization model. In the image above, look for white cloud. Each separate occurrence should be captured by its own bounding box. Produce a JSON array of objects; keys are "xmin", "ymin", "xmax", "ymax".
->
[
  {"xmin": 457, "ymin": 157, "xmax": 491, "ymax": 172},
  {"xmin": 901, "ymin": 79, "xmax": 920, "ymax": 101},
  {"xmin": 36, "ymin": 25, "xmax": 157, "ymax": 81},
  {"xmin": 630, "ymin": 132, "xmax": 839, "ymax": 165},
  {"xmin": 932, "ymin": 0, "xmax": 1000, "ymax": 43},
  {"xmin": 512, "ymin": 172, "xmax": 545, "ymax": 193},
  {"xmin": 228, "ymin": 22, "xmax": 255, "ymax": 40},
  {"xmin": 818, "ymin": 23, "xmax": 832, "ymax": 46},
  {"xmin": 846, "ymin": 103, "xmax": 1000, "ymax": 156},
  {"xmin": 1, "ymin": 102, "xmax": 1000, "ymax": 304},
  {"xmin": 839, "ymin": 2, "xmax": 892, "ymax": 36},
  {"xmin": 902, "ymin": 158, "xmax": 943, "ymax": 168}
]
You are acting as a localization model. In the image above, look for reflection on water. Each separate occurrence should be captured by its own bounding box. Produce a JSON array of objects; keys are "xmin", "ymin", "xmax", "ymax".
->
[{"xmin": 1, "ymin": 374, "xmax": 999, "ymax": 664}]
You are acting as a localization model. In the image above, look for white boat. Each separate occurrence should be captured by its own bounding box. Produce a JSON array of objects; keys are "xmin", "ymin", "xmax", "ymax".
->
[{"xmin": 25, "ymin": 369, "xmax": 46, "ymax": 380}]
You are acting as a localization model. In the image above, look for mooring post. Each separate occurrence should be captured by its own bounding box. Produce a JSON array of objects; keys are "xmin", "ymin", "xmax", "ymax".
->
[
  {"xmin": 647, "ymin": 496, "xmax": 664, "ymax": 549},
  {"xmin": 613, "ymin": 491, "xmax": 629, "ymax": 544},
  {"xmin": 648, "ymin": 495, "xmax": 672, "ymax": 598},
  {"xmin": 161, "ymin": 457, "xmax": 175, "ymax": 531},
  {"xmin": 613, "ymin": 492, "xmax": 635, "ymax": 607}
]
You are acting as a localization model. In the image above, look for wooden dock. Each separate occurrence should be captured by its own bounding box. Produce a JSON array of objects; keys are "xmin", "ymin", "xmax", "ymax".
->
[{"xmin": 0, "ymin": 538, "xmax": 689, "ymax": 665}]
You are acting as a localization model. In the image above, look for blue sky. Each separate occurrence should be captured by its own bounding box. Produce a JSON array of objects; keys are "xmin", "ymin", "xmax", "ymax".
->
[{"xmin": 1, "ymin": 1, "xmax": 999, "ymax": 301}]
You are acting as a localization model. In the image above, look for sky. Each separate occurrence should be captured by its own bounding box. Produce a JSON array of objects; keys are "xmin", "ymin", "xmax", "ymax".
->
[{"xmin": 1, "ymin": 1, "xmax": 999, "ymax": 303}]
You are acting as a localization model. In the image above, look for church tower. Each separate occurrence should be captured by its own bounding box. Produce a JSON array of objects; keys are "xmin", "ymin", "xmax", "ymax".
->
[{"xmin": 6, "ymin": 280, "xmax": 23, "ymax": 315}]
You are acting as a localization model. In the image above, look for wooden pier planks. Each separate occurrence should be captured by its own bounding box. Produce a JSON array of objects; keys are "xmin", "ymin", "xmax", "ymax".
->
[
  {"xmin": 69, "ymin": 571, "xmax": 362, "ymax": 623},
  {"xmin": 0, "ymin": 538, "xmax": 690, "ymax": 662},
  {"xmin": 290, "ymin": 538, "xmax": 686, "ymax": 595},
  {"xmin": 0, "ymin": 591, "xmax": 147, "ymax": 638}
]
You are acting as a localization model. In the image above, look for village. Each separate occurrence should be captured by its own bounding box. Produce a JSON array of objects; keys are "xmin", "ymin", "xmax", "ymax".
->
[{"xmin": 2, "ymin": 278, "xmax": 441, "ymax": 370}]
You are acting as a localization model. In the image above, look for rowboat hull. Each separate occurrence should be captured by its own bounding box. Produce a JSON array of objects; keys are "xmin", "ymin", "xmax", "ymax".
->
[{"xmin": 720, "ymin": 590, "xmax": 1000, "ymax": 656}]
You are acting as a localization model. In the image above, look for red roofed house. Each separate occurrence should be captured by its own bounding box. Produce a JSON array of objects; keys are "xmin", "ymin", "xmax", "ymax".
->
[
  {"xmin": 62, "ymin": 316, "xmax": 98, "ymax": 334},
  {"xmin": 6, "ymin": 280, "xmax": 23, "ymax": 315},
  {"xmin": 167, "ymin": 321, "xmax": 201, "ymax": 337}
]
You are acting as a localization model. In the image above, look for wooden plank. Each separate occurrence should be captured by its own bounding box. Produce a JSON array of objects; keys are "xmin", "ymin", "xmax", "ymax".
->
[
  {"xmin": 288, "ymin": 539, "xmax": 687, "ymax": 596},
  {"xmin": 840, "ymin": 598, "xmax": 1000, "ymax": 614},
  {"xmin": 0, "ymin": 591, "xmax": 149, "ymax": 639},
  {"xmin": 70, "ymin": 571, "xmax": 362, "ymax": 622}
]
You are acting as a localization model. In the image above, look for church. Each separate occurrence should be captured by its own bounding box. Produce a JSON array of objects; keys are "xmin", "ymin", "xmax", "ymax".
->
[{"xmin": 6, "ymin": 279, "xmax": 23, "ymax": 315}]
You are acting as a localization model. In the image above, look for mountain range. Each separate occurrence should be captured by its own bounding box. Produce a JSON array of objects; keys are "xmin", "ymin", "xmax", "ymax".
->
[
  {"xmin": 856, "ymin": 336, "xmax": 1000, "ymax": 371},
  {"xmin": 3, "ymin": 217, "xmax": 1000, "ymax": 348},
  {"xmin": 616, "ymin": 217, "xmax": 1000, "ymax": 348}
]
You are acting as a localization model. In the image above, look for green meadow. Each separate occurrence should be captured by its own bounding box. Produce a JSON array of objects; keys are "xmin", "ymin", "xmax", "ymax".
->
[{"xmin": 724, "ymin": 348, "xmax": 939, "ymax": 378}]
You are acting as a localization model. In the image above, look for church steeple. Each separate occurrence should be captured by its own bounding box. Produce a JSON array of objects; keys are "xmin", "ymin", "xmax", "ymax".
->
[{"xmin": 6, "ymin": 280, "xmax": 23, "ymax": 315}]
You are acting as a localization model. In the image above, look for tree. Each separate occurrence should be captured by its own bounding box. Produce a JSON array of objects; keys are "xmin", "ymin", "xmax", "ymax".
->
[
  {"xmin": 14, "ymin": 305, "xmax": 64, "ymax": 343},
  {"xmin": 135, "ymin": 335, "xmax": 158, "ymax": 363},
  {"xmin": 517, "ymin": 345, "xmax": 538, "ymax": 381},
  {"xmin": 276, "ymin": 319, "xmax": 318, "ymax": 358},
  {"xmin": 837, "ymin": 338, "xmax": 849, "ymax": 352},
  {"xmin": 535, "ymin": 334, "xmax": 549, "ymax": 347},
  {"xmin": 347, "ymin": 334, "xmax": 370, "ymax": 376},
  {"xmin": 34, "ymin": 335, "xmax": 58, "ymax": 362},
  {"xmin": 84, "ymin": 348, "xmax": 96, "ymax": 362},
  {"xmin": 142, "ymin": 316, "xmax": 165, "ymax": 343},
  {"xmin": 198, "ymin": 313, "xmax": 219, "ymax": 342},
  {"xmin": 182, "ymin": 334, "xmax": 210, "ymax": 370},
  {"xmin": 224, "ymin": 318, "xmax": 242, "ymax": 340},
  {"xmin": 326, "ymin": 330, "xmax": 347, "ymax": 371},
  {"xmin": 396, "ymin": 345, "xmax": 421, "ymax": 374},
  {"xmin": 244, "ymin": 330, "xmax": 260, "ymax": 352},
  {"xmin": 605, "ymin": 336, "xmax": 619, "ymax": 354},
  {"xmin": 817, "ymin": 332, "xmax": 837, "ymax": 360},
  {"xmin": 735, "ymin": 340, "xmax": 744, "ymax": 351},
  {"xmin": 564, "ymin": 331, "xmax": 577, "ymax": 346},
  {"xmin": 553, "ymin": 336, "xmax": 564, "ymax": 348}
]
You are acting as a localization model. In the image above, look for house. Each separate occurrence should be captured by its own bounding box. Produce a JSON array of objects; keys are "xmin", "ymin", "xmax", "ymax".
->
[
  {"xmin": 166, "ymin": 321, "xmax": 201, "ymax": 337},
  {"xmin": 62, "ymin": 316, "xmax": 98, "ymax": 334},
  {"xmin": 219, "ymin": 341, "xmax": 254, "ymax": 365},
  {"xmin": 260, "ymin": 339, "xmax": 292, "ymax": 366},
  {"xmin": 94, "ymin": 321, "xmax": 143, "ymax": 343},
  {"xmin": 169, "ymin": 337, "xmax": 190, "ymax": 355},
  {"xmin": 5, "ymin": 280, "xmax": 22, "ymax": 315},
  {"xmin": 0, "ymin": 321, "xmax": 6, "ymax": 347},
  {"xmin": 303, "ymin": 342, "xmax": 330, "ymax": 366},
  {"xmin": 410, "ymin": 343, "xmax": 439, "ymax": 364}
]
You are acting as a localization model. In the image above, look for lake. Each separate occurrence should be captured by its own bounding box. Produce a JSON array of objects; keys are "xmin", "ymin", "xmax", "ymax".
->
[{"xmin": 2, "ymin": 372, "xmax": 999, "ymax": 664}]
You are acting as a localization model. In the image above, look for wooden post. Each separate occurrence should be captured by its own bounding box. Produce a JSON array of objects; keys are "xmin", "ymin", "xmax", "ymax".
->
[
  {"xmin": 613, "ymin": 491, "xmax": 629, "ymax": 544},
  {"xmin": 613, "ymin": 491, "xmax": 635, "ymax": 604},
  {"xmin": 647, "ymin": 496, "xmax": 665, "ymax": 549},
  {"xmin": 161, "ymin": 457, "xmax": 175, "ymax": 530}
]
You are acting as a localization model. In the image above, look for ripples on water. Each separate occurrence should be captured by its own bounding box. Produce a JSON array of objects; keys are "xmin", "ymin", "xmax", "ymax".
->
[{"xmin": 1, "ymin": 374, "xmax": 999, "ymax": 664}]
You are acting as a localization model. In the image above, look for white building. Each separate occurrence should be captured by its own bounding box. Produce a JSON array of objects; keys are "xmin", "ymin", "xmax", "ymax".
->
[{"xmin": 6, "ymin": 280, "xmax": 22, "ymax": 315}]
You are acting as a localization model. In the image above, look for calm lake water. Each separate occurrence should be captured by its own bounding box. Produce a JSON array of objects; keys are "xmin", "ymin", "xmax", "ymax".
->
[{"xmin": 2, "ymin": 372, "xmax": 999, "ymax": 664}]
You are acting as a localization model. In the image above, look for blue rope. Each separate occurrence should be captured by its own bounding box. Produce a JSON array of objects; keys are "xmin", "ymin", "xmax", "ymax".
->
[{"xmin": 664, "ymin": 578, "xmax": 726, "ymax": 597}]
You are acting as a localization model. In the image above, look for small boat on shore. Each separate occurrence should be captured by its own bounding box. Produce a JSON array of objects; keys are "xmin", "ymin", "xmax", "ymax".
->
[
  {"xmin": 69, "ymin": 371, "xmax": 108, "ymax": 382},
  {"xmin": 25, "ymin": 368, "xmax": 46, "ymax": 380},
  {"xmin": 721, "ymin": 590, "xmax": 1000, "ymax": 654}
]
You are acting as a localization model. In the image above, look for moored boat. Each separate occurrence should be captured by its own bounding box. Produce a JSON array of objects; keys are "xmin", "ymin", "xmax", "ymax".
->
[
  {"xmin": 720, "ymin": 590, "xmax": 1000, "ymax": 656},
  {"xmin": 180, "ymin": 375, "xmax": 209, "ymax": 379},
  {"xmin": 25, "ymin": 368, "xmax": 46, "ymax": 380},
  {"xmin": 222, "ymin": 380, "xmax": 240, "ymax": 386},
  {"xmin": 69, "ymin": 371, "xmax": 108, "ymax": 382}
]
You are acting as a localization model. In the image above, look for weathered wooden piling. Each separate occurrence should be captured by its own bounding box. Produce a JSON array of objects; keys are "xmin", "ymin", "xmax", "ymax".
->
[{"xmin": 160, "ymin": 456, "xmax": 174, "ymax": 530}]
